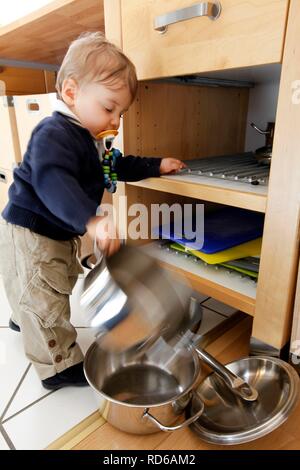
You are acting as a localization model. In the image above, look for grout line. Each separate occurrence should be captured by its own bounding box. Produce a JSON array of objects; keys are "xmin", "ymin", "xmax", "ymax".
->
[
  {"xmin": 0, "ymin": 423, "xmax": 16, "ymax": 450},
  {"xmin": 2, "ymin": 390, "xmax": 56, "ymax": 425},
  {"xmin": 0, "ymin": 363, "xmax": 31, "ymax": 422}
]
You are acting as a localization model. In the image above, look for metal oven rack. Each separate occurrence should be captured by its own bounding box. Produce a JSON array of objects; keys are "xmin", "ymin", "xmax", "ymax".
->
[{"xmin": 179, "ymin": 152, "xmax": 270, "ymax": 186}]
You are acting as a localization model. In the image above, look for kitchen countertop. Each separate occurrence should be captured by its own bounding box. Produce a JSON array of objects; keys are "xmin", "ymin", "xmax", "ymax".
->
[{"xmin": 47, "ymin": 317, "xmax": 300, "ymax": 450}]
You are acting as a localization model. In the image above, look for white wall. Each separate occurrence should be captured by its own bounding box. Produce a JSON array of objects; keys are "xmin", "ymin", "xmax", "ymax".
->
[
  {"xmin": 245, "ymin": 81, "xmax": 280, "ymax": 152},
  {"xmin": 0, "ymin": 0, "xmax": 53, "ymax": 26}
]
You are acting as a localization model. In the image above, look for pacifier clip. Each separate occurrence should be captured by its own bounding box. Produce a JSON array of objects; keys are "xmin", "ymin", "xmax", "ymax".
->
[{"xmin": 96, "ymin": 130, "xmax": 122, "ymax": 193}]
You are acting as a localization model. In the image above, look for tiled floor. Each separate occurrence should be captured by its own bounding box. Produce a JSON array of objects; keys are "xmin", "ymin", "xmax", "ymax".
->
[
  {"xmin": 0, "ymin": 273, "xmax": 239, "ymax": 450},
  {"xmin": 0, "ymin": 274, "xmax": 98, "ymax": 450}
]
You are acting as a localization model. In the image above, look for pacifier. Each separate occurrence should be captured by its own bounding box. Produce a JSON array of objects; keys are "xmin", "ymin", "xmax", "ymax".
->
[{"xmin": 96, "ymin": 129, "xmax": 119, "ymax": 151}]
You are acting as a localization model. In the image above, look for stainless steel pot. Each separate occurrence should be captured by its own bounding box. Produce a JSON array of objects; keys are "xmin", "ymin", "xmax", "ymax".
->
[
  {"xmin": 84, "ymin": 338, "xmax": 203, "ymax": 434},
  {"xmin": 80, "ymin": 245, "xmax": 198, "ymax": 353}
]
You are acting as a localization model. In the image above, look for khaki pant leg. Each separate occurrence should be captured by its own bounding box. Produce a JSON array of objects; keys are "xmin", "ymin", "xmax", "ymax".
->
[
  {"xmin": 0, "ymin": 217, "xmax": 21, "ymax": 325},
  {"xmin": 2, "ymin": 222, "xmax": 84, "ymax": 380}
]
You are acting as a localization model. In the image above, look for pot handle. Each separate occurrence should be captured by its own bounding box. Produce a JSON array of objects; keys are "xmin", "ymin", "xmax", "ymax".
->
[
  {"xmin": 194, "ymin": 345, "xmax": 258, "ymax": 402},
  {"xmin": 142, "ymin": 393, "xmax": 204, "ymax": 432}
]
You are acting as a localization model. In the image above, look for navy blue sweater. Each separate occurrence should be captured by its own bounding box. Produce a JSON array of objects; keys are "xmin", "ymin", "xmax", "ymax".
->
[{"xmin": 2, "ymin": 111, "xmax": 161, "ymax": 240}]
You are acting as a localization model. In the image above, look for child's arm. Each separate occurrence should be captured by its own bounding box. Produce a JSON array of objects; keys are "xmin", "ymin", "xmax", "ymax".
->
[{"xmin": 115, "ymin": 155, "xmax": 186, "ymax": 181}]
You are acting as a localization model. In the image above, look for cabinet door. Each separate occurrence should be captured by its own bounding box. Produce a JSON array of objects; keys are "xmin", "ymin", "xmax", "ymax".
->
[
  {"xmin": 13, "ymin": 93, "xmax": 57, "ymax": 156},
  {"xmin": 0, "ymin": 168, "xmax": 13, "ymax": 212},
  {"xmin": 121, "ymin": 0, "xmax": 289, "ymax": 80},
  {"xmin": 0, "ymin": 97, "xmax": 21, "ymax": 171}
]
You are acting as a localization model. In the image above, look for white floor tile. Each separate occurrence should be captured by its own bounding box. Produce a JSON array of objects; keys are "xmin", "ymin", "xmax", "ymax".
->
[
  {"xmin": 0, "ymin": 431, "xmax": 10, "ymax": 450},
  {"xmin": 0, "ymin": 276, "xmax": 12, "ymax": 327},
  {"xmin": 3, "ymin": 366, "xmax": 48, "ymax": 421},
  {"xmin": 201, "ymin": 298, "xmax": 239, "ymax": 317},
  {"xmin": 3, "ymin": 328, "xmax": 96, "ymax": 421},
  {"xmin": 3, "ymin": 386, "xmax": 99, "ymax": 449},
  {"xmin": 197, "ymin": 308, "xmax": 227, "ymax": 336},
  {"xmin": 0, "ymin": 329, "xmax": 28, "ymax": 417}
]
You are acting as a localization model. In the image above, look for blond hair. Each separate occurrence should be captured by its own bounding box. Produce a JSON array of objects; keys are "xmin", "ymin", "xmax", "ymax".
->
[{"xmin": 56, "ymin": 32, "xmax": 138, "ymax": 100}]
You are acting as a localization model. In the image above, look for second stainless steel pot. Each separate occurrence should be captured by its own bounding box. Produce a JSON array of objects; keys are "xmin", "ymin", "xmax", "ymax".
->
[{"xmin": 84, "ymin": 338, "xmax": 203, "ymax": 434}]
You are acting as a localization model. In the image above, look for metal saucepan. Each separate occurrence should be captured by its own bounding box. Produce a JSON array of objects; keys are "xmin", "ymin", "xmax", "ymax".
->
[
  {"xmin": 80, "ymin": 245, "xmax": 199, "ymax": 353},
  {"xmin": 84, "ymin": 320, "xmax": 257, "ymax": 434},
  {"xmin": 84, "ymin": 337, "xmax": 204, "ymax": 434}
]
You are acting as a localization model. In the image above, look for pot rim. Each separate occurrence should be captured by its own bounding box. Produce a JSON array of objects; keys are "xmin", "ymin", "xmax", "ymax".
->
[{"xmin": 83, "ymin": 341, "xmax": 201, "ymax": 408}]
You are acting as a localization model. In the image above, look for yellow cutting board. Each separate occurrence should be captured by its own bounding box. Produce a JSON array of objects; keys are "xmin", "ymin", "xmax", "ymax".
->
[{"xmin": 172, "ymin": 238, "xmax": 262, "ymax": 264}]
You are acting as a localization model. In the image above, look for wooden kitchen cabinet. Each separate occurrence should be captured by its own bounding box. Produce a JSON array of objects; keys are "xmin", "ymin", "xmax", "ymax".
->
[
  {"xmin": 120, "ymin": 80, "xmax": 257, "ymax": 317},
  {"xmin": 105, "ymin": 0, "xmax": 300, "ymax": 357},
  {"xmin": 121, "ymin": 0, "xmax": 289, "ymax": 80}
]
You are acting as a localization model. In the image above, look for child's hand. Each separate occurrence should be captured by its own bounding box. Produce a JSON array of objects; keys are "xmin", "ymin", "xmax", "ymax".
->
[
  {"xmin": 97, "ymin": 235, "xmax": 121, "ymax": 258},
  {"xmin": 86, "ymin": 215, "xmax": 121, "ymax": 257},
  {"xmin": 159, "ymin": 158, "xmax": 187, "ymax": 175}
]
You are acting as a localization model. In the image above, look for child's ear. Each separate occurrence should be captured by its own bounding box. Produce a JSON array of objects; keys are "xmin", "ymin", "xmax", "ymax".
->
[{"xmin": 61, "ymin": 78, "xmax": 78, "ymax": 106}]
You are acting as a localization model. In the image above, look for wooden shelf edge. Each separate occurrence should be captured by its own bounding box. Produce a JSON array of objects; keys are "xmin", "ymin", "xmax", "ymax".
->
[
  {"xmin": 127, "ymin": 178, "xmax": 267, "ymax": 213},
  {"xmin": 157, "ymin": 258, "xmax": 255, "ymax": 317}
]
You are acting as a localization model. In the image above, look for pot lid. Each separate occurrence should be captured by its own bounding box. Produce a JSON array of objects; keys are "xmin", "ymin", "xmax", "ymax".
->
[{"xmin": 186, "ymin": 356, "xmax": 300, "ymax": 445}]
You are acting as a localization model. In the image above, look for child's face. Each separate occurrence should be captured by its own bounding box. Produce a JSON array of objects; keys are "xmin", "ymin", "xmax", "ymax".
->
[{"xmin": 62, "ymin": 79, "xmax": 132, "ymax": 138}]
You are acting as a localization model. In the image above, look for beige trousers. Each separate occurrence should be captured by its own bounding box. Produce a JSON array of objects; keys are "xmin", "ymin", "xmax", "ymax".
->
[{"xmin": 0, "ymin": 217, "xmax": 84, "ymax": 380}]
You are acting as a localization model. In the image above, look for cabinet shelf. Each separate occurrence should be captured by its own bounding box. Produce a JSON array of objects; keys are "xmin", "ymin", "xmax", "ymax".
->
[
  {"xmin": 127, "ymin": 173, "xmax": 268, "ymax": 213},
  {"xmin": 0, "ymin": 0, "xmax": 104, "ymax": 66},
  {"xmin": 142, "ymin": 242, "xmax": 256, "ymax": 316}
]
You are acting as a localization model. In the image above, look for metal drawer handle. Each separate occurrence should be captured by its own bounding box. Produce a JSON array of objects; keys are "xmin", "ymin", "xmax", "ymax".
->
[{"xmin": 154, "ymin": 2, "xmax": 221, "ymax": 34}]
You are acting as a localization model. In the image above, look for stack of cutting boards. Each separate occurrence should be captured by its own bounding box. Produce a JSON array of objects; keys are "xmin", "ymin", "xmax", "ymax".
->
[{"xmin": 153, "ymin": 207, "xmax": 264, "ymax": 279}]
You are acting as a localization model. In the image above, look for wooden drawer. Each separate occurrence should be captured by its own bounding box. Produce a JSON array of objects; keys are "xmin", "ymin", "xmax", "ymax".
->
[
  {"xmin": 14, "ymin": 93, "xmax": 57, "ymax": 156},
  {"xmin": 0, "ymin": 168, "xmax": 13, "ymax": 212},
  {"xmin": 0, "ymin": 97, "xmax": 22, "ymax": 171},
  {"xmin": 121, "ymin": 0, "xmax": 289, "ymax": 80}
]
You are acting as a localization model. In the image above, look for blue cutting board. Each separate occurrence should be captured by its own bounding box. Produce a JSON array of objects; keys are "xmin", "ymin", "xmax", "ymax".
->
[{"xmin": 153, "ymin": 207, "xmax": 264, "ymax": 254}]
